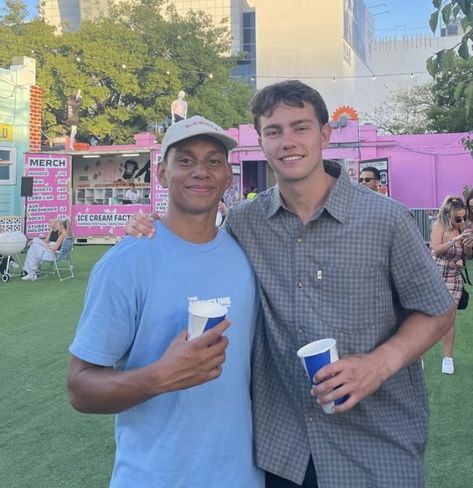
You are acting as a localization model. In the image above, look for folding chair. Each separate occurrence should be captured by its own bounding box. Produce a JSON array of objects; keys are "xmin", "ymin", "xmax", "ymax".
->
[{"xmin": 40, "ymin": 237, "xmax": 74, "ymax": 281}]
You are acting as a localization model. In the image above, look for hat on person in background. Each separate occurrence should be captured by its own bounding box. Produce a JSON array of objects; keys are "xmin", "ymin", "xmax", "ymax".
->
[{"xmin": 160, "ymin": 116, "xmax": 237, "ymax": 160}]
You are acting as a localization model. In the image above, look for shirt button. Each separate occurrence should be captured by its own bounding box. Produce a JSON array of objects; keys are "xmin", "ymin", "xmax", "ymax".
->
[
  {"xmin": 308, "ymin": 416, "xmax": 314, "ymax": 423},
  {"xmin": 297, "ymin": 237, "xmax": 303, "ymax": 244},
  {"xmin": 298, "ymin": 328, "xmax": 304, "ymax": 335},
  {"xmin": 297, "ymin": 281, "xmax": 303, "ymax": 288}
]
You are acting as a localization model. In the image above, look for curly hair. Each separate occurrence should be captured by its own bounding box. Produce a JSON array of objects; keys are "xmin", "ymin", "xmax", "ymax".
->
[{"xmin": 438, "ymin": 196, "xmax": 467, "ymax": 231}]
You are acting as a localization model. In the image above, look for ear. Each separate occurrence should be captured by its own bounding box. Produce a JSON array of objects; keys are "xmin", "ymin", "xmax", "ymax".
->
[
  {"xmin": 224, "ymin": 162, "xmax": 233, "ymax": 190},
  {"xmin": 320, "ymin": 123, "xmax": 332, "ymax": 149},
  {"xmin": 157, "ymin": 163, "xmax": 168, "ymax": 188}
]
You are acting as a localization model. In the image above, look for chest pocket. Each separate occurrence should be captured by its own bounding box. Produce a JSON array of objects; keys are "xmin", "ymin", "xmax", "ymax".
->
[{"xmin": 320, "ymin": 265, "xmax": 382, "ymax": 332}]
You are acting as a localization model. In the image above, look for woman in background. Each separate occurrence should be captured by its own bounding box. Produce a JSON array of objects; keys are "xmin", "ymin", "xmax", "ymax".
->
[
  {"xmin": 464, "ymin": 189, "xmax": 473, "ymax": 230},
  {"xmin": 22, "ymin": 219, "xmax": 71, "ymax": 281},
  {"xmin": 430, "ymin": 196, "xmax": 473, "ymax": 374}
]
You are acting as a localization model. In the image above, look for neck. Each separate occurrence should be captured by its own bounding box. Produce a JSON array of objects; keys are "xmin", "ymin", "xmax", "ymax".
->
[
  {"xmin": 278, "ymin": 169, "xmax": 336, "ymax": 225},
  {"xmin": 161, "ymin": 210, "xmax": 218, "ymax": 243}
]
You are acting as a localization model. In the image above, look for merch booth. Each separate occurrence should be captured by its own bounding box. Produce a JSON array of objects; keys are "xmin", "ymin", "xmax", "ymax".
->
[
  {"xmin": 23, "ymin": 142, "xmax": 243, "ymax": 244},
  {"xmin": 23, "ymin": 147, "xmax": 165, "ymax": 243}
]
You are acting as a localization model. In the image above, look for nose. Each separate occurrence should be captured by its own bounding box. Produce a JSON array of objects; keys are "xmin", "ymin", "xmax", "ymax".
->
[
  {"xmin": 191, "ymin": 160, "xmax": 211, "ymax": 178},
  {"xmin": 280, "ymin": 128, "xmax": 296, "ymax": 149}
]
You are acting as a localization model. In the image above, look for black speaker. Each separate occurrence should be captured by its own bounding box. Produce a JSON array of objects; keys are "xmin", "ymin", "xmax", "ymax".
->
[{"xmin": 21, "ymin": 176, "xmax": 34, "ymax": 197}]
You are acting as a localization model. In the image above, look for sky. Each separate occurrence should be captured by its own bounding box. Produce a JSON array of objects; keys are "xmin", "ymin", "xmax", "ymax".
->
[
  {"xmin": 1, "ymin": 0, "xmax": 439, "ymax": 39},
  {"xmin": 371, "ymin": 0, "xmax": 437, "ymax": 38}
]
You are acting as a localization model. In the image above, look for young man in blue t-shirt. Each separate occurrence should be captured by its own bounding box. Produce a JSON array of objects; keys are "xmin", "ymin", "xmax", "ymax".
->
[{"xmin": 68, "ymin": 116, "xmax": 264, "ymax": 488}]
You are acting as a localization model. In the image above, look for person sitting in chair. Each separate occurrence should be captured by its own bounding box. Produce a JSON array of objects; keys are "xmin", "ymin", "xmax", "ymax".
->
[
  {"xmin": 123, "ymin": 183, "xmax": 140, "ymax": 204},
  {"xmin": 22, "ymin": 219, "xmax": 71, "ymax": 281}
]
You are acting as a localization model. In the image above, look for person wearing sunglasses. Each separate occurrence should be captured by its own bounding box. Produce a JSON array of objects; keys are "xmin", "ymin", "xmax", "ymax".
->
[
  {"xmin": 358, "ymin": 166, "xmax": 380, "ymax": 192},
  {"xmin": 430, "ymin": 196, "xmax": 473, "ymax": 374}
]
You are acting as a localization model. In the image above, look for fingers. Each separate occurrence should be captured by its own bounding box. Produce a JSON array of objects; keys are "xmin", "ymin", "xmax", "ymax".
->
[
  {"xmin": 125, "ymin": 213, "xmax": 157, "ymax": 238},
  {"xmin": 192, "ymin": 319, "xmax": 231, "ymax": 347}
]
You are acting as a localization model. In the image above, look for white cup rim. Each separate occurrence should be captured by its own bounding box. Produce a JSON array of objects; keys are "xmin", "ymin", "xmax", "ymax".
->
[
  {"xmin": 297, "ymin": 338, "xmax": 336, "ymax": 358},
  {"xmin": 188, "ymin": 301, "xmax": 227, "ymax": 318}
]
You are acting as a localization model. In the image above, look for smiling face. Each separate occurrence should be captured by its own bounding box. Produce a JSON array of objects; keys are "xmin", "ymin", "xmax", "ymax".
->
[
  {"xmin": 257, "ymin": 102, "xmax": 331, "ymax": 186},
  {"xmin": 157, "ymin": 136, "xmax": 232, "ymax": 218}
]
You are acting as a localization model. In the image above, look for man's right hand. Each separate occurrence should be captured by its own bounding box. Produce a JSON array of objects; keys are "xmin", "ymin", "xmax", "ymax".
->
[
  {"xmin": 125, "ymin": 211, "xmax": 159, "ymax": 238},
  {"xmin": 67, "ymin": 319, "xmax": 231, "ymax": 414},
  {"xmin": 152, "ymin": 319, "xmax": 231, "ymax": 394}
]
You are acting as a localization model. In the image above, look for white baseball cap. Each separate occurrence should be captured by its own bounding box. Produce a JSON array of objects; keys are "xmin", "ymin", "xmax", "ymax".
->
[{"xmin": 160, "ymin": 116, "xmax": 238, "ymax": 160}]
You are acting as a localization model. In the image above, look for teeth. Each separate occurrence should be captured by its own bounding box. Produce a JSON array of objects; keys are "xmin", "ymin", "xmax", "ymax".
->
[{"xmin": 282, "ymin": 155, "xmax": 301, "ymax": 161}]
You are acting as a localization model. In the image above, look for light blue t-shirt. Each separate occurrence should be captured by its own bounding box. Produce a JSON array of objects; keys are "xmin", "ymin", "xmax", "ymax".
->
[{"xmin": 70, "ymin": 222, "xmax": 264, "ymax": 488}]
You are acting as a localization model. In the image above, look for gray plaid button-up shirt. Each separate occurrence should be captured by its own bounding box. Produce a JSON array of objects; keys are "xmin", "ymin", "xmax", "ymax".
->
[{"xmin": 226, "ymin": 160, "xmax": 453, "ymax": 488}]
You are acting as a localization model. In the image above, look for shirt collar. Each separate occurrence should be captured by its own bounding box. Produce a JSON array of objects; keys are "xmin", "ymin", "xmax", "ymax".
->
[{"xmin": 264, "ymin": 160, "xmax": 353, "ymax": 223}]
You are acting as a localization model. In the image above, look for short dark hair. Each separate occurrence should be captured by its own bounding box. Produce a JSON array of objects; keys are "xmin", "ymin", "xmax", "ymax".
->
[
  {"xmin": 360, "ymin": 166, "xmax": 381, "ymax": 180},
  {"xmin": 251, "ymin": 80, "xmax": 329, "ymax": 134}
]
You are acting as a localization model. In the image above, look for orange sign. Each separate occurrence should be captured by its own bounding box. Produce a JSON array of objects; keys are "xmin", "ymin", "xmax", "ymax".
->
[{"xmin": 331, "ymin": 106, "xmax": 359, "ymax": 121}]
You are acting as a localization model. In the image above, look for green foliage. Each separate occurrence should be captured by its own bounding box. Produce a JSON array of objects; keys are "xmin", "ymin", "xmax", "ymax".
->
[
  {"xmin": 427, "ymin": 1, "xmax": 473, "ymax": 115},
  {"xmin": 0, "ymin": 0, "xmax": 28, "ymax": 28},
  {"xmin": 365, "ymin": 84, "xmax": 433, "ymax": 135},
  {"xmin": 463, "ymin": 183, "xmax": 473, "ymax": 201},
  {"xmin": 0, "ymin": 0, "xmax": 254, "ymax": 144},
  {"xmin": 427, "ymin": 56, "xmax": 473, "ymax": 133}
]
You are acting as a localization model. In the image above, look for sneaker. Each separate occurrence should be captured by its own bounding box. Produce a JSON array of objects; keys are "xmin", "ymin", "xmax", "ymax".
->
[
  {"xmin": 21, "ymin": 273, "xmax": 36, "ymax": 281},
  {"xmin": 441, "ymin": 357, "xmax": 454, "ymax": 374}
]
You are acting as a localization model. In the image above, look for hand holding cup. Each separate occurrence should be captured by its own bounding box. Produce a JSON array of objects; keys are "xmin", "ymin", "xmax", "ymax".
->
[{"xmin": 297, "ymin": 338, "xmax": 348, "ymax": 414}]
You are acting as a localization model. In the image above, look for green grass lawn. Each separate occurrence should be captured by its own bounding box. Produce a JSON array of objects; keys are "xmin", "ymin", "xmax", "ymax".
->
[{"xmin": 0, "ymin": 245, "xmax": 472, "ymax": 487}]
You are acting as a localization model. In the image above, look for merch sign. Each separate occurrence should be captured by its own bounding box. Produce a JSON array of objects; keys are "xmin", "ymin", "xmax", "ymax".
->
[{"xmin": 24, "ymin": 154, "xmax": 71, "ymax": 237}]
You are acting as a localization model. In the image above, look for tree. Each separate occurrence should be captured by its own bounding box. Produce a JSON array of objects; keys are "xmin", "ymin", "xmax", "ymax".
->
[
  {"xmin": 0, "ymin": 0, "xmax": 253, "ymax": 144},
  {"xmin": 427, "ymin": 55, "xmax": 473, "ymax": 133},
  {"xmin": 364, "ymin": 84, "xmax": 433, "ymax": 135},
  {"xmin": 427, "ymin": 1, "xmax": 473, "ymax": 116},
  {"xmin": 0, "ymin": 0, "xmax": 28, "ymax": 28}
]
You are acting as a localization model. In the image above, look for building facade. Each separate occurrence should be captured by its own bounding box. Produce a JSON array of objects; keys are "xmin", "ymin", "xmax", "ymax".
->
[
  {"xmin": 0, "ymin": 57, "xmax": 41, "ymax": 230},
  {"xmin": 40, "ymin": 0, "xmax": 118, "ymax": 33}
]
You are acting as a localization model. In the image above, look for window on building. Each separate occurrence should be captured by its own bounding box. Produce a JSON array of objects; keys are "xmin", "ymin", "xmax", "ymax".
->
[
  {"xmin": 232, "ymin": 10, "xmax": 256, "ymax": 87},
  {"xmin": 242, "ymin": 11, "xmax": 256, "ymax": 63},
  {"xmin": 0, "ymin": 147, "xmax": 17, "ymax": 185}
]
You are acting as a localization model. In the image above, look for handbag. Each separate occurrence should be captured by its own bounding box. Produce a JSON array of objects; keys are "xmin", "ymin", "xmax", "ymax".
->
[
  {"xmin": 458, "ymin": 287, "xmax": 469, "ymax": 310},
  {"xmin": 458, "ymin": 251, "xmax": 471, "ymax": 310}
]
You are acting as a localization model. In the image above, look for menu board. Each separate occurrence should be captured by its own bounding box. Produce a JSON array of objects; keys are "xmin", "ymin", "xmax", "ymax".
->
[{"xmin": 24, "ymin": 154, "xmax": 71, "ymax": 237}]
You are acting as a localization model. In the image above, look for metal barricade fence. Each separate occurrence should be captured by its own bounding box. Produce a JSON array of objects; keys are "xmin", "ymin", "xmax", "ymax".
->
[{"xmin": 410, "ymin": 208, "xmax": 438, "ymax": 244}]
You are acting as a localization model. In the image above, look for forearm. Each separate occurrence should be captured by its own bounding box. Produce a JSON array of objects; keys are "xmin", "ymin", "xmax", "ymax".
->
[
  {"xmin": 369, "ymin": 306, "xmax": 455, "ymax": 382},
  {"xmin": 67, "ymin": 361, "xmax": 166, "ymax": 414},
  {"xmin": 431, "ymin": 237, "xmax": 461, "ymax": 256}
]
